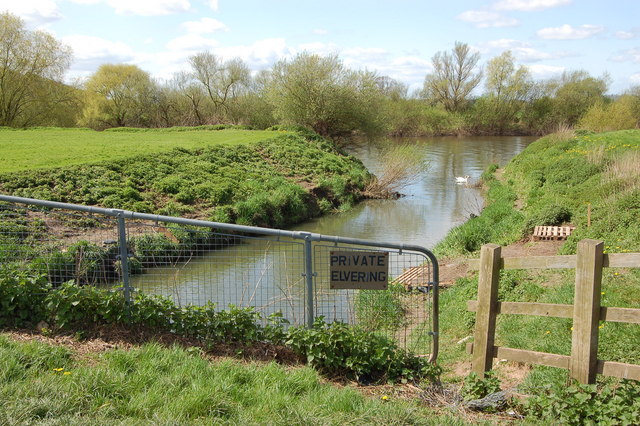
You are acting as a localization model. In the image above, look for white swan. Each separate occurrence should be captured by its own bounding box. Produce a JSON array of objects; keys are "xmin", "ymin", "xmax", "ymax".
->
[{"xmin": 455, "ymin": 175, "xmax": 470, "ymax": 184}]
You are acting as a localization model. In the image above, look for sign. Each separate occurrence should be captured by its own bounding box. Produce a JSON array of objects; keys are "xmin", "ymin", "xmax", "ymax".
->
[{"xmin": 329, "ymin": 251, "xmax": 389, "ymax": 290}]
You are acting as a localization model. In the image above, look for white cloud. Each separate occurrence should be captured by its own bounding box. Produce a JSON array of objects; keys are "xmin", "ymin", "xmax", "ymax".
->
[
  {"xmin": 313, "ymin": 29, "xmax": 329, "ymax": 35},
  {"xmin": 214, "ymin": 38, "xmax": 295, "ymax": 69},
  {"xmin": 493, "ymin": 0, "xmax": 571, "ymax": 12},
  {"xmin": 610, "ymin": 48, "xmax": 640, "ymax": 64},
  {"xmin": 537, "ymin": 24, "xmax": 605, "ymax": 40},
  {"xmin": 615, "ymin": 29, "xmax": 640, "ymax": 40},
  {"xmin": 0, "ymin": 0, "xmax": 62, "ymax": 26},
  {"xmin": 181, "ymin": 17, "xmax": 228, "ymax": 34},
  {"xmin": 104, "ymin": 0, "xmax": 191, "ymax": 16},
  {"xmin": 166, "ymin": 34, "xmax": 220, "ymax": 52},
  {"xmin": 62, "ymin": 34, "xmax": 137, "ymax": 80},
  {"xmin": 630, "ymin": 73, "xmax": 640, "ymax": 84},
  {"xmin": 207, "ymin": 0, "xmax": 219, "ymax": 11},
  {"xmin": 526, "ymin": 64, "xmax": 565, "ymax": 79},
  {"xmin": 457, "ymin": 10, "xmax": 519, "ymax": 28}
]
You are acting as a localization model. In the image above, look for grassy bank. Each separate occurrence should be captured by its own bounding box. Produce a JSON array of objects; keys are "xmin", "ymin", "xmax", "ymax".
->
[
  {"xmin": 0, "ymin": 336, "xmax": 462, "ymax": 425},
  {"xmin": 0, "ymin": 127, "xmax": 369, "ymax": 227},
  {"xmin": 0, "ymin": 126, "xmax": 277, "ymax": 173},
  {"xmin": 433, "ymin": 129, "xmax": 640, "ymax": 421}
]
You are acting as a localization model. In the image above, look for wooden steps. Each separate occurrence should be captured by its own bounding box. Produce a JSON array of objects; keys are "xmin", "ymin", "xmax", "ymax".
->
[{"xmin": 533, "ymin": 225, "xmax": 575, "ymax": 241}]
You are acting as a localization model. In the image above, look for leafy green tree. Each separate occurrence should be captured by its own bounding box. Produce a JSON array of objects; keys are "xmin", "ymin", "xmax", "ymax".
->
[
  {"xmin": 549, "ymin": 70, "xmax": 610, "ymax": 127},
  {"xmin": 80, "ymin": 64, "xmax": 157, "ymax": 129},
  {"xmin": 266, "ymin": 52, "xmax": 385, "ymax": 138},
  {"xmin": 471, "ymin": 51, "xmax": 533, "ymax": 133},
  {"xmin": 422, "ymin": 42, "xmax": 482, "ymax": 113},
  {"xmin": 0, "ymin": 12, "xmax": 74, "ymax": 127},
  {"xmin": 578, "ymin": 95, "xmax": 639, "ymax": 132}
]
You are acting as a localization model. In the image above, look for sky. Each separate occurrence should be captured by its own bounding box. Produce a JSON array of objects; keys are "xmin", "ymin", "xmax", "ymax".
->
[{"xmin": 2, "ymin": 0, "xmax": 639, "ymax": 94}]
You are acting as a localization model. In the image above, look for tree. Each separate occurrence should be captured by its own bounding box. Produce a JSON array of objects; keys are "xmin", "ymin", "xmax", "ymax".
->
[
  {"xmin": 80, "ymin": 64, "xmax": 157, "ymax": 129},
  {"xmin": 549, "ymin": 70, "xmax": 610, "ymax": 126},
  {"xmin": 422, "ymin": 42, "xmax": 482, "ymax": 113},
  {"xmin": 266, "ymin": 52, "xmax": 385, "ymax": 138},
  {"xmin": 473, "ymin": 51, "xmax": 533, "ymax": 133},
  {"xmin": 0, "ymin": 12, "xmax": 73, "ymax": 127},
  {"xmin": 188, "ymin": 52, "xmax": 250, "ymax": 121}
]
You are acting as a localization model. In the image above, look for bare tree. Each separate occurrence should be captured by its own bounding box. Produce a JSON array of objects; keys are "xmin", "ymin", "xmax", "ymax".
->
[
  {"xmin": 422, "ymin": 42, "xmax": 482, "ymax": 112},
  {"xmin": 188, "ymin": 52, "xmax": 250, "ymax": 121}
]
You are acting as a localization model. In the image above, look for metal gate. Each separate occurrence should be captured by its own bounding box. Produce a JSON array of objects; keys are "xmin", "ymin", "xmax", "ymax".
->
[{"xmin": 0, "ymin": 195, "xmax": 438, "ymax": 359}]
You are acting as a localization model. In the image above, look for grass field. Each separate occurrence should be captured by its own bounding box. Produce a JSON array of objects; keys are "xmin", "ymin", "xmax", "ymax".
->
[
  {"xmin": 0, "ymin": 335, "xmax": 467, "ymax": 425},
  {"xmin": 0, "ymin": 127, "xmax": 278, "ymax": 173}
]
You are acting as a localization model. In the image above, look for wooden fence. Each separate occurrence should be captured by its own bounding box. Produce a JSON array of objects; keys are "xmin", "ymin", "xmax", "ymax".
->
[{"xmin": 466, "ymin": 239, "xmax": 640, "ymax": 384}]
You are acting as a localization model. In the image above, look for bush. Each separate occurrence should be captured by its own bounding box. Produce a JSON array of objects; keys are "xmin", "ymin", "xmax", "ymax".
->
[{"xmin": 285, "ymin": 318, "xmax": 441, "ymax": 384}]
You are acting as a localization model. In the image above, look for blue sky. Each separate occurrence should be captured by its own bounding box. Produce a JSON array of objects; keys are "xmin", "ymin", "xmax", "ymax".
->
[{"xmin": 2, "ymin": 0, "xmax": 639, "ymax": 94}]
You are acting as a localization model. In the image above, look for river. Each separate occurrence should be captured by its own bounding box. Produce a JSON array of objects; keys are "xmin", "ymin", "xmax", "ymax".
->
[
  {"xmin": 132, "ymin": 135, "xmax": 535, "ymax": 313},
  {"xmin": 291, "ymin": 135, "xmax": 535, "ymax": 246}
]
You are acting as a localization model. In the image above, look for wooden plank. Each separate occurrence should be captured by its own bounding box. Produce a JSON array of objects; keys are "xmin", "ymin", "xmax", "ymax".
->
[
  {"xmin": 503, "ymin": 255, "xmax": 577, "ymax": 270},
  {"xmin": 472, "ymin": 244, "xmax": 502, "ymax": 378},
  {"xmin": 468, "ymin": 253, "xmax": 640, "ymax": 270},
  {"xmin": 495, "ymin": 346, "xmax": 570, "ymax": 370},
  {"xmin": 604, "ymin": 253, "xmax": 640, "ymax": 268},
  {"xmin": 467, "ymin": 300, "xmax": 573, "ymax": 318},
  {"xmin": 570, "ymin": 239, "xmax": 604, "ymax": 384},
  {"xmin": 597, "ymin": 360, "xmax": 640, "ymax": 381},
  {"xmin": 600, "ymin": 307, "xmax": 640, "ymax": 324},
  {"xmin": 468, "ymin": 255, "xmax": 577, "ymax": 271}
]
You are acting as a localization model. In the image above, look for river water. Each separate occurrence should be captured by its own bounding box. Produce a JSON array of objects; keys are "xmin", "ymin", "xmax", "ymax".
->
[
  {"xmin": 291, "ymin": 135, "xmax": 535, "ymax": 247},
  {"xmin": 132, "ymin": 135, "xmax": 535, "ymax": 312}
]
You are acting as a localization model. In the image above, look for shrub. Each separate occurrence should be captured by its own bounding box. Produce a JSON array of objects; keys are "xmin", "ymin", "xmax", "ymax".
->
[
  {"xmin": 285, "ymin": 318, "xmax": 441, "ymax": 384},
  {"xmin": 0, "ymin": 270, "xmax": 50, "ymax": 327},
  {"xmin": 461, "ymin": 372, "xmax": 501, "ymax": 401}
]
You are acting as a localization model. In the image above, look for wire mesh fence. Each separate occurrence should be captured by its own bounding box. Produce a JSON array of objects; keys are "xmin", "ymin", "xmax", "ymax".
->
[{"xmin": 0, "ymin": 195, "xmax": 438, "ymax": 357}]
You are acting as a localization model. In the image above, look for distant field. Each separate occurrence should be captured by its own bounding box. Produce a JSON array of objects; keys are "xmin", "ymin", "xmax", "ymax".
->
[{"xmin": 0, "ymin": 127, "xmax": 279, "ymax": 173}]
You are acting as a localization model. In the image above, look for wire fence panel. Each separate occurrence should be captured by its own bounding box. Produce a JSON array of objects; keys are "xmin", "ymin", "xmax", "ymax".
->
[
  {"xmin": 124, "ymin": 220, "xmax": 307, "ymax": 324},
  {"xmin": 312, "ymin": 243, "xmax": 435, "ymax": 356},
  {"xmin": 0, "ymin": 195, "xmax": 438, "ymax": 359}
]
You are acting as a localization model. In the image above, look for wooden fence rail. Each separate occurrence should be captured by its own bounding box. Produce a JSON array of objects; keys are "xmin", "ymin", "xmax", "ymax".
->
[{"xmin": 467, "ymin": 239, "xmax": 640, "ymax": 384}]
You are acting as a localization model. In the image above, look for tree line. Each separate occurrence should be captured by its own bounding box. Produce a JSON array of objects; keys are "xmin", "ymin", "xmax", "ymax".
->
[{"xmin": 2, "ymin": 12, "xmax": 639, "ymax": 138}]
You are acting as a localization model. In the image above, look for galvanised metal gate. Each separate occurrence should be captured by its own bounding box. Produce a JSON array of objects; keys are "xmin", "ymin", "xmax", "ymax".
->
[{"xmin": 0, "ymin": 195, "xmax": 438, "ymax": 360}]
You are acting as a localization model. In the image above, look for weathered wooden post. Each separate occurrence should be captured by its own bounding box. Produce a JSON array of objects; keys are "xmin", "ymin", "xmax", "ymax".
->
[
  {"xmin": 472, "ymin": 243, "xmax": 502, "ymax": 377},
  {"xmin": 570, "ymin": 239, "xmax": 604, "ymax": 384}
]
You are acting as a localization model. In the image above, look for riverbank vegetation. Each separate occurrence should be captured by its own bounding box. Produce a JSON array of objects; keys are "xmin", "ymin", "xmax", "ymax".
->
[
  {"xmin": 434, "ymin": 129, "xmax": 640, "ymax": 423},
  {"xmin": 0, "ymin": 127, "xmax": 370, "ymax": 227},
  {"xmin": 3, "ymin": 11, "xmax": 639, "ymax": 139}
]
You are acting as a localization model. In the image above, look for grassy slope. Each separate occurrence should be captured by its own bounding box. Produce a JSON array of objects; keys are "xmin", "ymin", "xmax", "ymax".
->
[
  {"xmin": 0, "ymin": 335, "xmax": 467, "ymax": 425},
  {"xmin": 435, "ymin": 129, "xmax": 640, "ymax": 387},
  {"xmin": 0, "ymin": 128, "xmax": 370, "ymax": 228},
  {"xmin": 0, "ymin": 127, "xmax": 278, "ymax": 173}
]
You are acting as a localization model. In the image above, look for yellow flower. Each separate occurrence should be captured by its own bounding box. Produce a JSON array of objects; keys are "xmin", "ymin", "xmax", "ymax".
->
[
  {"xmin": 63, "ymin": 371, "xmax": 72, "ymax": 375},
  {"xmin": 53, "ymin": 368, "xmax": 64, "ymax": 372},
  {"xmin": 381, "ymin": 395, "xmax": 389, "ymax": 401},
  {"xmin": 570, "ymin": 327, "xmax": 574, "ymax": 331},
  {"xmin": 545, "ymin": 330, "xmax": 550, "ymax": 334}
]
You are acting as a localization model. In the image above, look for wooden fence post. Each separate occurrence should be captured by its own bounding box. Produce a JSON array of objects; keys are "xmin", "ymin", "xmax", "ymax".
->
[
  {"xmin": 570, "ymin": 239, "xmax": 604, "ymax": 384},
  {"xmin": 472, "ymin": 243, "xmax": 502, "ymax": 377}
]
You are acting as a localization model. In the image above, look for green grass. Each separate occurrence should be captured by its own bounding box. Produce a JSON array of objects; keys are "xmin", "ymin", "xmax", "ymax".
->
[
  {"xmin": 434, "ymin": 129, "xmax": 640, "ymax": 388},
  {"xmin": 0, "ymin": 129, "xmax": 370, "ymax": 227},
  {"xmin": 0, "ymin": 335, "xmax": 467, "ymax": 425},
  {"xmin": 0, "ymin": 127, "xmax": 279, "ymax": 173}
]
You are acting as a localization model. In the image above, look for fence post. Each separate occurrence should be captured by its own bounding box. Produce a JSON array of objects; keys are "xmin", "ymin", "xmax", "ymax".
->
[
  {"xmin": 303, "ymin": 235, "xmax": 315, "ymax": 328},
  {"xmin": 472, "ymin": 243, "xmax": 502, "ymax": 377},
  {"xmin": 116, "ymin": 213, "xmax": 132, "ymax": 310},
  {"xmin": 570, "ymin": 239, "xmax": 604, "ymax": 384}
]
